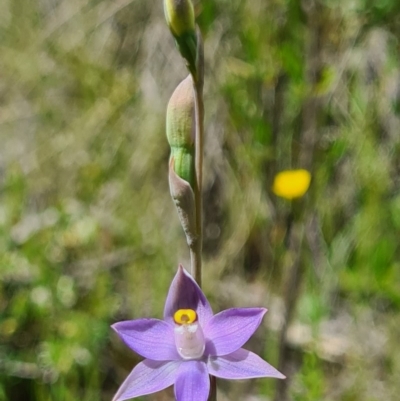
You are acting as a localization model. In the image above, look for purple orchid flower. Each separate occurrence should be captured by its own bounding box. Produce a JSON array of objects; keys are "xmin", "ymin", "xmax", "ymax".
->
[{"xmin": 112, "ymin": 266, "xmax": 285, "ymax": 401}]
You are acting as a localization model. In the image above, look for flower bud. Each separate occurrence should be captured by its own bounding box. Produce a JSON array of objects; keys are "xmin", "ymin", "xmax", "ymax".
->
[
  {"xmin": 164, "ymin": 0, "xmax": 197, "ymax": 78},
  {"xmin": 166, "ymin": 75, "xmax": 195, "ymax": 187},
  {"xmin": 164, "ymin": 0, "xmax": 195, "ymax": 37}
]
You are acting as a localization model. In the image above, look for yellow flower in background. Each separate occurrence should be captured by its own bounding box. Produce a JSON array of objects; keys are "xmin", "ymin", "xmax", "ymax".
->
[{"xmin": 272, "ymin": 169, "xmax": 311, "ymax": 200}]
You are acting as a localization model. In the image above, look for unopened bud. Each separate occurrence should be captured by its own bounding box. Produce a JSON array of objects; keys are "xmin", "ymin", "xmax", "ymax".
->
[
  {"xmin": 164, "ymin": 0, "xmax": 197, "ymax": 78},
  {"xmin": 164, "ymin": 0, "xmax": 195, "ymax": 37},
  {"xmin": 166, "ymin": 75, "xmax": 195, "ymax": 187}
]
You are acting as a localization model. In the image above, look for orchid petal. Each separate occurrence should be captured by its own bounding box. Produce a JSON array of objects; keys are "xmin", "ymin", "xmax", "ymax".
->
[
  {"xmin": 174, "ymin": 360, "xmax": 210, "ymax": 401},
  {"xmin": 112, "ymin": 359, "xmax": 180, "ymax": 401},
  {"xmin": 207, "ymin": 348, "xmax": 286, "ymax": 380},
  {"xmin": 112, "ymin": 319, "xmax": 180, "ymax": 361},
  {"xmin": 205, "ymin": 308, "xmax": 267, "ymax": 356},
  {"xmin": 164, "ymin": 265, "xmax": 213, "ymax": 326}
]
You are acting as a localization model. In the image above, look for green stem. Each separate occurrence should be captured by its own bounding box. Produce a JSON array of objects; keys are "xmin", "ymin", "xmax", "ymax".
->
[
  {"xmin": 274, "ymin": 221, "xmax": 305, "ymax": 401},
  {"xmin": 191, "ymin": 26, "xmax": 217, "ymax": 401},
  {"xmin": 190, "ymin": 26, "xmax": 204, "ymax": 287}
]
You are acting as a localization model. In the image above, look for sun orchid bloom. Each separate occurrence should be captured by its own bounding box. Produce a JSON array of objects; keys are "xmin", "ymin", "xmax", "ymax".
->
[
  {"xmin": 112, "ymin": 266, "xmax": 285, "ymax": 401},
  {"xmin": 272, "ymin": 169, "xmax": 311, "ymax": 200}
]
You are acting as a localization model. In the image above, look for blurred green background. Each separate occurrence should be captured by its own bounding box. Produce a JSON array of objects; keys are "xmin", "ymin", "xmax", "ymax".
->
[{"xmin": 1, "ymin": 0, "xmax": 400, "ymax": 400}]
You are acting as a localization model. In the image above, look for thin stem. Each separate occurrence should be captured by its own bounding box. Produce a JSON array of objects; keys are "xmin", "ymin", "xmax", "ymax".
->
[
  {"xmin": 274, "ymin": 221, "xmax": 305, "ymax": 401},
  {"xmin": 191, "ymin": 26, "xmax": 217, "ymax": 401},
  {"xmin": 190, "ymin": 25, "xmax": 204, "ymax": 287},
  {"xmin": 208, "ymin": 376, "xmax": 217, "ymax": 401}
]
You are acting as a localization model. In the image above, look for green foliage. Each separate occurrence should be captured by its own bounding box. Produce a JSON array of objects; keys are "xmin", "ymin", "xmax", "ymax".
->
[{"xmin": 292, "ymin": 353, "xmax": 326, "ymax": 401}]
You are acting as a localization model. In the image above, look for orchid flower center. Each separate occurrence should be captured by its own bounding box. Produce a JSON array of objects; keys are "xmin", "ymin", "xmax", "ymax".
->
[{"xmin": 173, "ymin": 309, "xmax": 205, "ymax": 360}]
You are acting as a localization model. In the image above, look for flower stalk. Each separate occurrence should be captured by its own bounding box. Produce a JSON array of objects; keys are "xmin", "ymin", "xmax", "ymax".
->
[
  {"xmin": 164, "ymin": 1, "xmax": 209, "ymax": 397},
  {"xmin": 192, "ymin": 26, "xmax": 204, "ymax": 287}
]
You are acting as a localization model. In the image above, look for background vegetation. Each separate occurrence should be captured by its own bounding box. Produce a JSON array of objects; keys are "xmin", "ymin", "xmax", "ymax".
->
[{"xmin": 1, "ymin": 0, "xmax": 400, "ymax": 400}]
